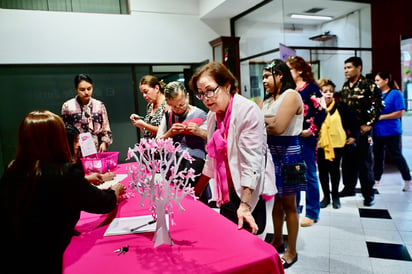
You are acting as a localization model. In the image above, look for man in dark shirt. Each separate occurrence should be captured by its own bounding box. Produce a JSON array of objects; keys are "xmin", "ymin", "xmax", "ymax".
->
[{"xmin": 339, "ymin": 56, "xmax": 382, "ymax": 206}]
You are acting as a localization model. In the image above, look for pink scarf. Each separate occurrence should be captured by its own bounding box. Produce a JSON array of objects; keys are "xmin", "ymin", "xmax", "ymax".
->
[{"xmin": 206, "ymin": 96, "xmax": 234, "ymax": 207}]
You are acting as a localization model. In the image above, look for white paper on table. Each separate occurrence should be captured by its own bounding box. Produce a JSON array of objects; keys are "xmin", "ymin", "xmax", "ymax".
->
[
  {"xmin": 79, "ymin": 132, "xmax": 97, "ymax": 157},
  {"xmin": 104, "ymin": 215, "xmax": 169, "ymax": 236},
  {"xmin": 97, "ymin": 174, "xmax": 128, "ymax": 190}
]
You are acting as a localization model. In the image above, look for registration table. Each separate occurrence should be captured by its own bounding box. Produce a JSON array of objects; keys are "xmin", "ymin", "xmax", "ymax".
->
[{"xmin": 63, "ymin": 163, "xmax": 284, "ymax": 274}]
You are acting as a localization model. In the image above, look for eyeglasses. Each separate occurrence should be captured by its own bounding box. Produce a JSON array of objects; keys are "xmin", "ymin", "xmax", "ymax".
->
[
  {"xmin": 170, "ymin": 101, "xmax": 187, "ymax": 110},
  {"xmin": 195, "ymin": 86, "xmax": 219, "ymax": 100}
]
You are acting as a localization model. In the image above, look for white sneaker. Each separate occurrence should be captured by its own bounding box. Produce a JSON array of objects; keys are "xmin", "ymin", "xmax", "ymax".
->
[{"xmin": 402, "ymin": 181, "xmax": 411, "ymax": 192}]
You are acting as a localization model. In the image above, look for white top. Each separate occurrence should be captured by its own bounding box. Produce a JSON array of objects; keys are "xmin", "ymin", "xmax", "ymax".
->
[{"xmin": 261, "ymin": 89, "xmax": 303, "ymax": 136}]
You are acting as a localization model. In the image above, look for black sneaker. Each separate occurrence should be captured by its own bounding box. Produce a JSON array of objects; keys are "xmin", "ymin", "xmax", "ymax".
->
[
  {"xmin": 363, "ymin": 198, "xmax": 375, "ymax": 207},
  {"xmin": 320, "ymin": 198, "xmax": 330, "ymax": 208},
  {"xmin": 332, "ymin": 197, "xmax": 341, "ymax": 209}
]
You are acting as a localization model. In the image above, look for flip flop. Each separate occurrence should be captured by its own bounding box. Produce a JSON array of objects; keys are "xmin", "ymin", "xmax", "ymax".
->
[{"xmin": 281, "ymin": 253, "xmax": 298, "ymax": 269}]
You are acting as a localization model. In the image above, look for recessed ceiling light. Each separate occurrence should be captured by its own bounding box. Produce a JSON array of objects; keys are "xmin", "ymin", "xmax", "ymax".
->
[{"xmin": 290, "ymin": 14, "xmax": 333, "ymax": 21}]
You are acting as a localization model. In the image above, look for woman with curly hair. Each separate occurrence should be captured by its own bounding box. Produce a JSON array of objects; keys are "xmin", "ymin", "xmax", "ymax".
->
[{"xmin": 286, "ymin": 56, "xmax": 326, "ymax": 227}]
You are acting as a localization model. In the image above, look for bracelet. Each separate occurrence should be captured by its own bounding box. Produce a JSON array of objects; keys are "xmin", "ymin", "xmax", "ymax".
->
[{"xmin": 240, "ymin": 200, "xmax": 252, "ymax": 211}]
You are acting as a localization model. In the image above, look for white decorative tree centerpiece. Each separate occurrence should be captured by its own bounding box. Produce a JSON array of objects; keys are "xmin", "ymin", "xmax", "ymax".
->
[{"xmin": 126, "ymin": 138, "xmax": 197, "ymax": 247}]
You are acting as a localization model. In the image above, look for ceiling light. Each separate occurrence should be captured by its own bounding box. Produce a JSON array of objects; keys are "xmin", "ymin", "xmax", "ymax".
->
[{"xmin": 290, "ymin": 14, "xmax": 333, "ymax": 21}]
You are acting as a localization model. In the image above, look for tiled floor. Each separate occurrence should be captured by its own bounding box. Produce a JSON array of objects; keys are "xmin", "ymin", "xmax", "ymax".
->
[{"xmin": 263, "ymin": 115, "xmax": 412, "ymax": 273}]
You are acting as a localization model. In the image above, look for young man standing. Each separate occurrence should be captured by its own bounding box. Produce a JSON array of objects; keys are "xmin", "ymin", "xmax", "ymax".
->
[{"xmin": 339, "ymin": 57, "xmax": 382, "ymax": 206}]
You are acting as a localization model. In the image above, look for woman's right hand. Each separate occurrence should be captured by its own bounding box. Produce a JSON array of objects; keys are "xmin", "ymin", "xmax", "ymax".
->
[
  {"xmin": 130, "ymin": 113, "xmax": 140, "ymax": 123},
  {"xmin": 130, "ymin": 114, "xmax": 146, "ymax": 129},
  {"xmin": 237, "ymin": 203, "xmax": 259, "ymax": 235}
]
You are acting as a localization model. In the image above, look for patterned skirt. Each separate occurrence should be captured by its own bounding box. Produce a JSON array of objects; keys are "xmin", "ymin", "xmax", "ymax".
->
[{"xmin": 267, "ymin": 135, "xmax": 306, "ymax": 197}]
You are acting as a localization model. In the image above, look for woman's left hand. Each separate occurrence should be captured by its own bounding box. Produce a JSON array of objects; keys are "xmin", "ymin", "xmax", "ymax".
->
[
  {"xmin": 300, "ymin": 129, "xmax": 312, "ymax": 138},
  {"xmin": 184, "ymin": 122, "xmax": 198, "ymax": 135},
  {"xmin": 237, "ymin": 203, "xmax": 258, "ymax": 234}
]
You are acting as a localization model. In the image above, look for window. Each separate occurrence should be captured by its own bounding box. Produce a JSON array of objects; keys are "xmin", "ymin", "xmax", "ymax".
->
[{"xmin": 0, "ymin": 0, "xmax": 129, "ymax": 14}]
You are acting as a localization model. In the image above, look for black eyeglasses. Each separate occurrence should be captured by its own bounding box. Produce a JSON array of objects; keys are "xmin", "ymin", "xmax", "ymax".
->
[{"xmin": 195, "ymin": 86, "xmax": 219, "ymax": 100}]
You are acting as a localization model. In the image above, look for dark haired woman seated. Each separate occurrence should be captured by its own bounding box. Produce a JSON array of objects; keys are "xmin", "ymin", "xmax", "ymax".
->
[{"xmin": 0, "ymin": 110, "xmax": 125, "ymax": 274}]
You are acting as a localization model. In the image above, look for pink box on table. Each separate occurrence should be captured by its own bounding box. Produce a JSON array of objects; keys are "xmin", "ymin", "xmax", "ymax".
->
[{"xmin": 81, "ymin": 152, "xmax": 119, "ymax": 173}]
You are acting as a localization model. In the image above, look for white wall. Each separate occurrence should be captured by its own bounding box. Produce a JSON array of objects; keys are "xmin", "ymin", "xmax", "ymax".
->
[
  {"xmin": 314, "ymin": 7, "xmax": 372, "ymax": 89},
  {"xmin": 0, "ymin": 0, "xmax": 221, "ymax": 64}
]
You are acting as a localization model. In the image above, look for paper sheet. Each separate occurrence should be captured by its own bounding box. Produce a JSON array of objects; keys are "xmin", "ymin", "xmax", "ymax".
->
[
  {"xmin": 97, "ymin": 174, "xmax": 128, "ymax": 189},
  {"xmin": 104, "ymin": 215, "xmax": 169, "ymax": 236},
  {"xmin": 79, "ymin": 132, "xmax": 97, "ymax": 157}
]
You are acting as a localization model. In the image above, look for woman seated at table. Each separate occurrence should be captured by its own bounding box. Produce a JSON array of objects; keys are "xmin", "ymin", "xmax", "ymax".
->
[
  {"xmin": 65, "ymin": 124, "xmax": 116, "ymax": 185},
  {"xmin": 189, "ymin": 62, "xmax": 276, "ymax": 235},
  {"xmin": 0, "ymin": 110, "xmax": 125, "ymax": 274}
]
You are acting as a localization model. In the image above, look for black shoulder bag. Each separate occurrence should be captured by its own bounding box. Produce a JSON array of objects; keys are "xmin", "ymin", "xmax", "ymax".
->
[{"xmin": 274, "ymin": 146, "xmax": 307, "ymax": 185}]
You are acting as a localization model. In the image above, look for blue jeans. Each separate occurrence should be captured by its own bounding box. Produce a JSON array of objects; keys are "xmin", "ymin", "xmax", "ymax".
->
[{"xmin": 296, "ymin": 136, "xmax": 320, "ymax": 220}]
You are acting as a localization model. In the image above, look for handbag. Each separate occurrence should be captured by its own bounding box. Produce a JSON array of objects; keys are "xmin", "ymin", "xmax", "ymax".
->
[
  {"xmin": 274, "ymin": 146, "xmax": 307, "ymax": 185},
  {"xmin": 282, "ymin": 162, "xmax": 307, "ymax": 185}
]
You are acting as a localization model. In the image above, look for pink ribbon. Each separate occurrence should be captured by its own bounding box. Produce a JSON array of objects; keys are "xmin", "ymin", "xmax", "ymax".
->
[{"xmin": 206, "ymin": 96, "xmax": 234, "ymax": 207}]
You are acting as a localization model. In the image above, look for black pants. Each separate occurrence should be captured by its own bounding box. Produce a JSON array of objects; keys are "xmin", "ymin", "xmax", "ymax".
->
[
  {"xmin": 373, "ymin": 134, "xmax": 411, "ymax": 181},
  {"xmin": 341, "ymin": 133, "xmax": 375, "ymax": 201},
  {"xmin": 220, "ymin": 190, "xmax": 266, "ymax": 235},
  {"xmin": 317, "ymin": 147, "xmax": 343, "ymax": 199}
]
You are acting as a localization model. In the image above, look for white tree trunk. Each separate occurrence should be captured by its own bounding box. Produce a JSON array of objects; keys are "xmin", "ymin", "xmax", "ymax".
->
[{"xmin": 153, "ymin": 200, "xmax": 173, "ymax": 247}]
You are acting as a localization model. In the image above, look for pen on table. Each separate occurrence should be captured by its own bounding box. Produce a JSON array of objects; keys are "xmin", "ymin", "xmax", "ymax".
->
[{"xmin": 130, "ymin": 219, "xmax": 157, "ymax": 232}]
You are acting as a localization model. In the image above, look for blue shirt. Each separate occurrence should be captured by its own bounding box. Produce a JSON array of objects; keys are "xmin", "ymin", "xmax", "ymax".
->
[{"xmin": 373, "ymin": 89, "xmax": 405, "ymax": 137}]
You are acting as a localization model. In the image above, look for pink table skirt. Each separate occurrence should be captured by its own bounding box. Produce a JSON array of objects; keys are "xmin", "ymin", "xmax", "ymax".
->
[{"xmin": 63, "ymin": 163, "xmax": 284, "ymax": 274}]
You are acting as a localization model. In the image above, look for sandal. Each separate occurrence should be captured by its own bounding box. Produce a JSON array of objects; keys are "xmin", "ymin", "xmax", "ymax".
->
[{"xmin": 281, "ymin": 253, "xmax": 298, "ymax": 269}]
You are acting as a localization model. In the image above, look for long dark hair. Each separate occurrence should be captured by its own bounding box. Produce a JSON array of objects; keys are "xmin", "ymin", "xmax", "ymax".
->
[
  {"xmin": 376, "ymin": 71, "xmax": 396, "ymax": 89},
  {"xmin": 263, "ymin": 59, "xmax": 296, "ymax": 100},
  {"xmin": 8, "ymin": 110, "xmax": 73, "ymax": 242},
  {"xmin": 65, "ymin": 124, "xmax": 81, "ymax": 161},
  {"xmin": 11, "ymin": 110, "xmax": 72, "ymax": 176}
]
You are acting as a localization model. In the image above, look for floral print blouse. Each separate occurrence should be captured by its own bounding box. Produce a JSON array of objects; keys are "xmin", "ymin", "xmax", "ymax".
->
[
  {"xmin": 297, "ymin": 81, "xmax": 327, "ymax": 136},
  {"xmin": 61, "ymin": 96, "xmax": 113, "ymax": 149},
  {"xmin": 143, "ymin": 101, "xmax": 167, "ymax": 139}
]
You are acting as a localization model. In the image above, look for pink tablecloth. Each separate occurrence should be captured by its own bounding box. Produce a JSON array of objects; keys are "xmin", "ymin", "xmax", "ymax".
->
[{"xmin": 63, "ymin": 164, "xmax": 284, "ymax": 274}]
